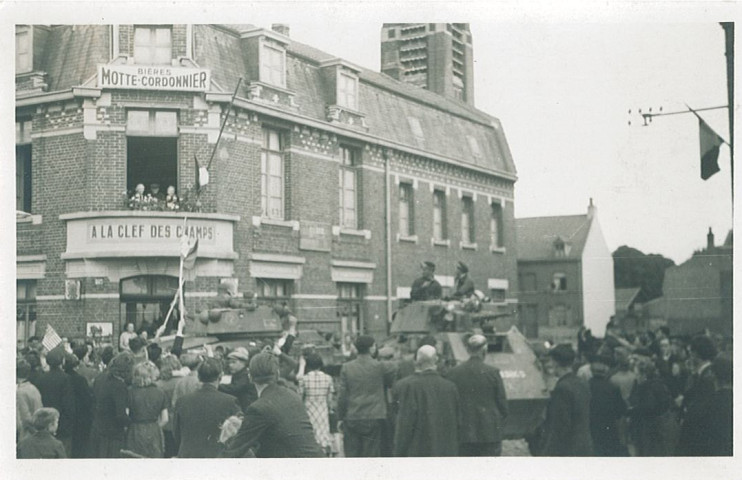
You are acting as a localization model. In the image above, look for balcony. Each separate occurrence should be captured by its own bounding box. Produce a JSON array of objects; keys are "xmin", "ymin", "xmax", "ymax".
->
[{"xmin": 59, "ymin": 210, "xmax": 240, "ymax": 281}]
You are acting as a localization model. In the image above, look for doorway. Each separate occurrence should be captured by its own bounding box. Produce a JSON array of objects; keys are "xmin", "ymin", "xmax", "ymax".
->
[{"xmin": 120, "ymin": 275, "xmax": 180, "ymax": 338}]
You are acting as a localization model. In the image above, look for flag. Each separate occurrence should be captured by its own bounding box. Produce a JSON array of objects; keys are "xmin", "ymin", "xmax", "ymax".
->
[
  {"xmin": 42, "ymin": 324, "xmax": 62, "ymax": 352},
  {"xmin": 699, "ymin": 117, "xmax": 724, "ymax": 180},
  {"xmin": 181, "ymin": 234, "xmax": 199, "ymax": 270},
  {"xmin": 195, "ymin": 155, "xmax": 209, "ymax": 190}
]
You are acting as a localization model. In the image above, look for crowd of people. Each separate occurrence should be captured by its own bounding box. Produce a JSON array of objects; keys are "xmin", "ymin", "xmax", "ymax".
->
[
  {"xmin": 15, "ymin": 306, "xmax": 732, "ymax": 459},
  {"xmin": 538, "ymin": 323, "xmax": 733, "ymax": 457}
]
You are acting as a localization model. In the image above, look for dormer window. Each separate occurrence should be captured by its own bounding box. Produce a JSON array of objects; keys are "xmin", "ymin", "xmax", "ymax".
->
[
  {"xmin": 134, "ymin": 26, "xmax": 172, "ymax": 65},
  {"xmin": 260, "ymin": 40, "xmax": 286, "ymax": 88},
  {"xmin": 337, "ymin": 71, "xmax": 358, "ymax": 110},
  {"xmin": 16, "ymin": 25, "xmax": 32, "ymax": 74}
]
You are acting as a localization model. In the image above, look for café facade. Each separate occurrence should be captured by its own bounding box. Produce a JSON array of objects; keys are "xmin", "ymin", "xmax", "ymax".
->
[{"xmin": 15, "ymin": 24, "xmax": 519, "ymax": 347}]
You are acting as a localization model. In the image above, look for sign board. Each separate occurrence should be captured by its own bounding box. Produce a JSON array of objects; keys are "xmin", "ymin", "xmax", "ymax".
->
[
  {"xmin": 61, "ymin": 212, "xmax": 239, "ymax": 260},
  {"xmin": 87, "ymin": 322, "xmax": 113, "ymax": 346},
  {"xmin": 299, "ymin": 221, "xmax": 331, "ymax": 252},
  {"xmin": 98, "ymin": 64, "xmax": 211, "ymax": 92}
]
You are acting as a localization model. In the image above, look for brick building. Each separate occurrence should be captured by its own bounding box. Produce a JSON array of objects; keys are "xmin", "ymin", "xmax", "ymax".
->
[
  {"xmin": 515, "ymin": 200, "xmax": 615, "ymax": 342},
  {"xmin": 15, "ymin": 24, "xmax": 518, "ymax": 348}
]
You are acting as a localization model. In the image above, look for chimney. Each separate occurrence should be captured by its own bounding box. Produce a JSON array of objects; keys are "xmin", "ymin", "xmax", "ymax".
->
[
  {"xmin": 587, "ymin": 198, "xmax": 596, "ymax": 219},
  {"xmin": 271, "ymin": 24, "xmax": 289, "ymax": 37},
  {"xmin": 707, "ymin": 227, "xmax": 715, "ymax": 251}
]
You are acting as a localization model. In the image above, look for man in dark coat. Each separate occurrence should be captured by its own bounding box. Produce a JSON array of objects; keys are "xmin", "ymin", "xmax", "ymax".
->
[
  {"xmin": 410, "ymin": 261, "xmax": 442, "ymax": 301},
  {"xmin": 392, "ymin": 345, "xmax": 461, "ymax": 457},
  {"xmin": 63, "ymin": 353, "xmax": 94, "ymax": 458},
  {"xmin": 337, "ymin": 335, "xmax": 397, "ymax": 457},
  {"xmin": 219, "ymin": 347, "xmax": 258, "ymax": 411},
  {"xmin": 677, "ymin": 351, "xmax": 731, "ymax": 456},
  {"xmin": 452, "ymin": 261, "xmax": 475, "ymax": 300},
  {"xmin": 223, "ymin": 353, "xmax": 324, "ymax": 458},
  {"xmin": 540, "ymin": 344, "xmax": 593, "ymax": 456},
  {"xmin": 173, "ymin": 358, "xmax": 241, "ymax": 458},
  {"xmin": 445, "ymin": 334, "xmax": 508, "ymax": 456},
  {"xmin": 89, "ymin": 352, "xmax": 132, "ymax": 458},
  {"xmin": 34, "ymin": 348, "xmax": 76, "ymax": 456},
  {"xmin": 588, "ymin": 353, "xmax": 627, "ymax": 456},
  {"xmin": 680, "ymin": 334, "xmax": 718, "ymax": 416}
]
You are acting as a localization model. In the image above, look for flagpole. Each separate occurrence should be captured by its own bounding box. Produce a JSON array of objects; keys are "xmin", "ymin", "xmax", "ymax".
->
[{"xmin": 179, "ymin": 216, "xmax": 187, "ymax": 326}]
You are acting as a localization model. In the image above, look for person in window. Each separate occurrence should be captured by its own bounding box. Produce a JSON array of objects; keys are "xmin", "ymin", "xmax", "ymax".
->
[
  {"xmin": 410, "ymin": 261, "xmax": 442, "ymax": 302},
  {"xmin": 452, "ymin": 261, "xmax": 475, "ymax": 300},
  {"xmin": 120, "ymin": 323, "xmax": 137, "ymax": 352},
  {"xmin": 165, "ymin": 186, "xmax": 179, "ymax": 211},
  {"xmin": 128, "ymin": 183, "xmax": 147, "ymax": 210},
  {"xmin": 149, "ymin": 183, "xmax": 166, "ymax": 205}
]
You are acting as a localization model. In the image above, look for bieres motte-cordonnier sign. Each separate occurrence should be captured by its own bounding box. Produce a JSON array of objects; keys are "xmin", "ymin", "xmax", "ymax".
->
[{"xmin": 98, "ymin": 64, "xmax": 211, "ymax": 92}]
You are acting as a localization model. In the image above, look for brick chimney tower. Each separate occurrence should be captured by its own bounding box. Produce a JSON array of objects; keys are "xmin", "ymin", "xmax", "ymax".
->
[
  {"xmin": 587, "ymin": 198, "xmax": 596, "ymax": 220},
  {"xmin": 381, "ymin": 23, "xmax": 475, "ymax": 106}
]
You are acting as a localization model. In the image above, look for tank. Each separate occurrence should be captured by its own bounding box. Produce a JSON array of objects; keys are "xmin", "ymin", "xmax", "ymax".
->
[{"xmin": 386, "ymin": 300, "xmax": 550, "ymax": 439}]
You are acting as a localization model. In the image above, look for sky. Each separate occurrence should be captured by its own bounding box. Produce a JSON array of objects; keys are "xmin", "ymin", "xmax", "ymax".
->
[{"xmin": 284, "ymin": 21, "xmax": 733, "ymax": 264}]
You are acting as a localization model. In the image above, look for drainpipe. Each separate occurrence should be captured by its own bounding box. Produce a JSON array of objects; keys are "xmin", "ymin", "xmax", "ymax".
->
[{"xmin": 384, "ymin": 148, "xmax": 393, "ymax": 335}]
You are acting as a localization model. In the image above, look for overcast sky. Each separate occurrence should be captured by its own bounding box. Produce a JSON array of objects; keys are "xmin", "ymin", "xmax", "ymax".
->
[{"xmin": 285, "ymin": 21, "xmax": 732, "ymax": 264}]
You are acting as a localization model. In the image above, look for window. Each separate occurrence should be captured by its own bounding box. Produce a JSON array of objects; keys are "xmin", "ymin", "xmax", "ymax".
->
[
  {"xmin": 552, "ymin": 273, "xmax": 567, "ymax": 292},
  {"xmin": 256, "ymin": 278, "xmax": 293, "ymax": 303},
  {"xmin": 134, "ymin": 26, "xmax": 172, "ymax": 65},
  {"xmin": 461, "ymin": 196, "xmax": 475, "ymax": 244},
  {"xmin": 120, "ymin": 275, "xmax": 179, "ymax": 336},
  {"xmin": 432, "ymin": 190, "xmax": 447, "ymax": 241},
  {"xmin": 339, "ymin": 146, "xmax": 359, "ymax": 229},
  {"xmin": 260, "ymin": 42, "xmax": 286, "ymax": 87},
  {"xmin": 261, "ymin": 128, "xmax": 284, "ymax": 219},
  {"xmin": 338, "ymin": 283, "xmax": 363, "ymax": 335},
  {"xmin": 16, "ymin": 26, "xmax": 32, "ymax": 73},
  {"xmin": 17, "ymin": 281, "xmax": 37, "ymax": 348},
  {"xmin": 407, "ymin": 116, "xmax": 424, "ymax": 141},
  {"xmin": 399, "ymin": 182, "xmax": 414, "ymax": 236},
  {"xmin": 16, "ymin": 119, "xmax": 32, "ymax": 212},
  {"xmin": 337, "ymin": 72, "xmax": 358, "ymax": 110},
  {"xmin": 126, "ymin": 110, "xmax": 178, "ymax": 196},
  {"xmin": 490, "ymin": 288, "xmax": 506, "ymax": 303},
  {"xmin": 490, "ymin": 202, "xmax": 503, "ymax": 248}
]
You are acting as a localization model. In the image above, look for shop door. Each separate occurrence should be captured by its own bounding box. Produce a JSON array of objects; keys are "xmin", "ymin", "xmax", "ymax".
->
[{"xmin": 120, "ymin": 275, "xmax": 180, "ymax": 338}]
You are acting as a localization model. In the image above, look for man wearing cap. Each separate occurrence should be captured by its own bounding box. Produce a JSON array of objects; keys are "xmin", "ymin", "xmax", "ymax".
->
[
  {"xmin": 149, "ymin": 183, "xmax": 165, "ymax": 203},
  {"xmin": 33, "ymin": 347, "xmax": 76, "ymax": 456},
  {"xmin": 223, "ymin": 353, "xmax": 324, "ymax": 457},
  {"xmin": 452, "ymin": 262, "xmax": 475, "ymax": 300},
  {"xmin": 445, "ymin": 334, "xmax": 508, "ymax": 456},
  {"xmin": 588, "ymin": 352, "xmax": 626, "ymax": 456},
  {"xmin": 392, "ymin": 345, "xmax": 461, "ymax": 456},
  {"xmin": 410, "ymin": 261, "xmax": 442, "ymax": 301},
  {"xmin": 337, "ymin": 335, "xmax": 397, "ymax": 457},
  {"xmin": 219, "ymin": 347, "xmax": 258, "ymax": 411},
  {"xmin": 539, "ymin": 344, "xmax": 592, "ymax": 456}
]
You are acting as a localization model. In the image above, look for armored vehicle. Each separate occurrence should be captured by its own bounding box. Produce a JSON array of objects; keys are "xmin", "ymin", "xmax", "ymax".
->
[{"xmin": 385, "ymin": 300, "xmax": 550, "ymax": 439}]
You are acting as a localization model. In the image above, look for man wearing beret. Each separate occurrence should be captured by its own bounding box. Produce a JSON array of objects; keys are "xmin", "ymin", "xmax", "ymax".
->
[
  {"xmin": 446, "ymin": 334, "xmax": 508, "ymax": 456},
  {"xmin": 452, "ymin": 262, "xmax": 475, "ymax": 300},
  {"xmin": 410, "ymin": 261, "xmax": 442, "ymax": 302},
  {"xmin": 539, "ymin": 344, "xmax": 592, "ymax": 456}
]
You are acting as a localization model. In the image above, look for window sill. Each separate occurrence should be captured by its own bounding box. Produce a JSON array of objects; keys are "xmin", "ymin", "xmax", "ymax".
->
[
  {"xmin": 250, "ymin": 80, "xmax": 293, "ymax": 95},
  {"xmin": 431, "ymin": 238, "xmax": 450, "ymax": 247},
  {"xmin": 332, "ymin": 226, "xmax": 371, "ymax": 239},
  {"xmin": 490, "ymin": 246, "xmax": 506, "ymax": 254},
  {"xmin": 16, "ymin": 212, "xmax": 42, "ymax": 225},
  {"xmin": 461, "ymin": 242, "xmax": 478, "ymax": 251},
  {"xmin": 252, "ymin": 216, "xmax": 300, "ymax": 230},
  {"xmin": 396, "ymin": 234, "xmax": 418, "ymax": 244}
]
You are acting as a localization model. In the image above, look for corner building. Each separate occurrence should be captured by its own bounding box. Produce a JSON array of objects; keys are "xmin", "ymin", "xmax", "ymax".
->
[{"xmin": 15, "ymin": 24, "xmax": 518, "ymax": 346}]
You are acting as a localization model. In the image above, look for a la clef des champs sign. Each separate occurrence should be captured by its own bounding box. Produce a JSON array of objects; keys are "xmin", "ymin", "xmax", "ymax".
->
[{"xmin": 97, "ymin": 64, "xmax": 211, "ymax": 92}]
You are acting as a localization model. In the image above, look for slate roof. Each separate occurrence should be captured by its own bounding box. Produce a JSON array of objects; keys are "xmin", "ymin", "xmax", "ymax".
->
[
  {"xmin": 22, "ymin": 24, "xmax": 516, "ymax": 177},
  {"xmin": 615, "ymin": 287, "xmax": 641, "ymax": 311},
  {"xmin": 515, "ymin": 214, "xmax": 592, "ymax": 261}
]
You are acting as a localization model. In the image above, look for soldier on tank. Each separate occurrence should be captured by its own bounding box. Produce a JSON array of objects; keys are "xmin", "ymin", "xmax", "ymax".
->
[{"xmin": 410, "ymin": 261, "xmax": 442, "ymax": 302}]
